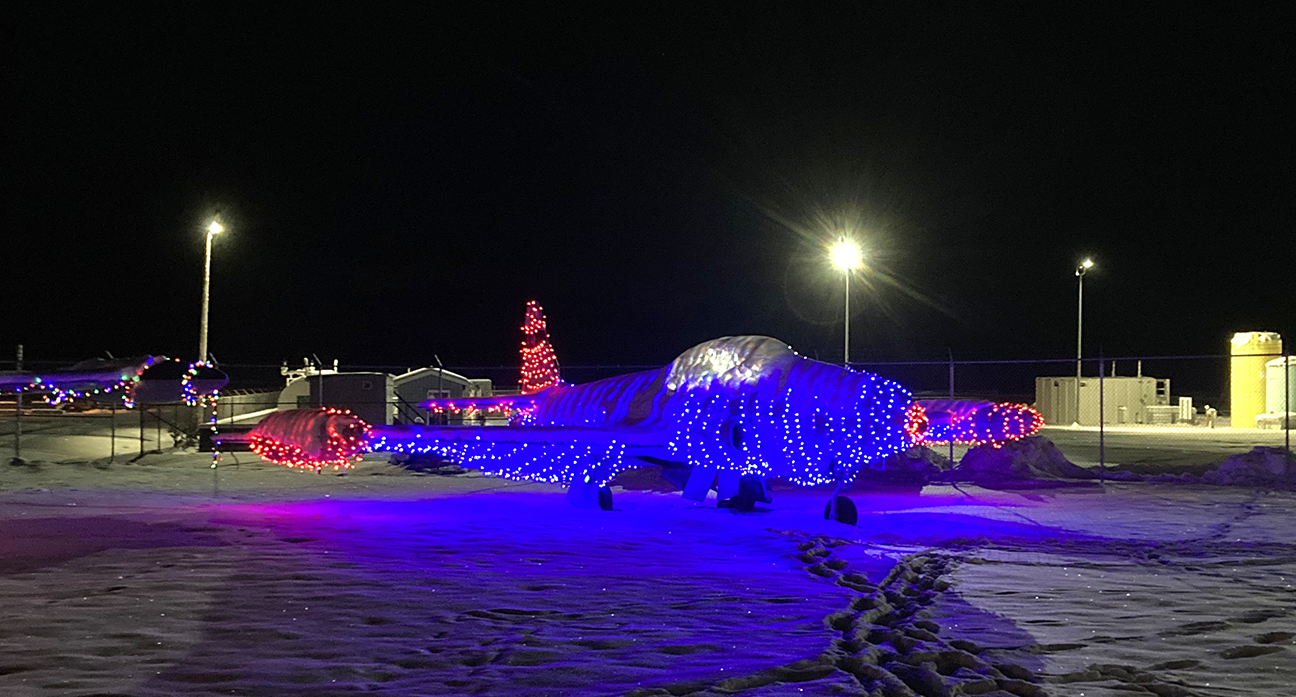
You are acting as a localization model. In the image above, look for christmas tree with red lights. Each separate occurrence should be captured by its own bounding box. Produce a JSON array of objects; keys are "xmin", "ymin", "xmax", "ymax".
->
[{"xmin": 520, "ymin": 300, "xmax": 561, "ymax": 394}]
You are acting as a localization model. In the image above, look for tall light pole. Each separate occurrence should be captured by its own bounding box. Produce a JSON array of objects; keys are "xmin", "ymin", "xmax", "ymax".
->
[
  {"xmin": 198, "ymin": 220, "xmax": 223, "ymax": 363},
  {"xmin": 1074, "ymin": 257, "xmax": 1093, "ymax": 424},
  {"xmin": 831, "ymin": 238, "xmax": 864, "ymax": 366}
]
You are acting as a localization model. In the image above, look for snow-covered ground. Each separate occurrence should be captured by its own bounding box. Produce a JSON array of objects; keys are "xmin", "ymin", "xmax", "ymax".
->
[
  {"xmin": 1041, "ymin": 424, "xmax": 1293, "ymax": 469},
  {"xmin": 0, "ymin": 452, "xmax": 1293, "ymax": 696}
]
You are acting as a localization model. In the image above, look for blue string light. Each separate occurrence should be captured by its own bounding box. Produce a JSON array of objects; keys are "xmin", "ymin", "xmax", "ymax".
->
[
  {"xmin": 249, "ymin": 337, "xmax": 1049, "ymax": 487},
  {"xmin": 363, "ymin": 338, "xmax": 919, "ymax": 488}
]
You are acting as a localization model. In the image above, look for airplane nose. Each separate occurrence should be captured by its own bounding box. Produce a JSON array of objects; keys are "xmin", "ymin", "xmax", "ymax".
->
[{"xmin": 905, "ymin": 403, "xmax": 929, "ymax": 442}]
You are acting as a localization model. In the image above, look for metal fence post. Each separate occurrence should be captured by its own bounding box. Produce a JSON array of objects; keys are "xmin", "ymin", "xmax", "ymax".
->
[
  {"xmin": 209, "ymin": 401, "xmax": 219, "ymax": 496},
  {"xmin": 947, "ymin": 349, "xmax": 955, "ymax": 467},
  {"xmin": 139, "ymin": 406, "xmax": 145, "ymax": 458},
  {"xmin": 14, "ymin": 344, "xmax": 22, "ymax": 462},
  {"xmin": 1098, "ymin": 352, "xmax": 1105, "ymax": 482},
  {"xmin": 109, "ymin": 403, "xmax": 116, "ymax": 462},
  {"xmin": 1286, "ymin": 352, "xmax": 1290, "ymax": 461}
]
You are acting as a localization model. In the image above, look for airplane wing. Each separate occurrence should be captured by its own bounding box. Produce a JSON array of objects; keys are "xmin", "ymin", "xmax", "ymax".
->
[
  {"xmin": 420, "ymin": 393, "xmax": 541, "ymax": 413},
  {"xmin": 367, "ymin": 423, "xmax": 667, "ymax": 448},
  {"xmin": 222, "ymin": 408, "xmax": 671, "ymax": 483},
  {"xmin": 0, "ymin": 356, "xmax": 227, "ymax": 407}
]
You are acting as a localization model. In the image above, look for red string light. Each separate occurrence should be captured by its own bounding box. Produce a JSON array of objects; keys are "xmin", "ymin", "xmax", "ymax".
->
[
  {"xmin": 426, "ymin": 402, "xmax": 531, "ymax": 420},
  {"xmin": 520, "ymin": 300, "xmax": 561, "ymax": 394},
  {"xmin": 248, "ymin": 407, "xmax": 372, "ymax": 472},
  {"xmin": 905, "ymin": 402, "xmax": 929, "ymax": 443},
  {"xmin": 915, "ymin": 402, "xmax": 1043, "ymax": 448}
]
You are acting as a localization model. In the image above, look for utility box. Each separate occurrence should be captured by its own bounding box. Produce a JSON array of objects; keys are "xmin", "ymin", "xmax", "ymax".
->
[
  {"xmin": 1036, "ymin": 375, "xmax": 1170, "ymax": 426},
  {"xmin": 1145, "ymin": 405, "xmax": 1179, "ymax": 424}
]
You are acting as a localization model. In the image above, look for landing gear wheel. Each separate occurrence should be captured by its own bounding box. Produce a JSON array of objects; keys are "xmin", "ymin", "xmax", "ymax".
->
[
  {"xmin": 717, "ymin": 493, "xmax": 755, "ymax": 512},
  {"xmin": 739, "ymin": 474, "xmax": 772, "ymax": 504},
  {"xmin": 598, "ymin": 485, "xmax": 614, "ymax": 511},
  {"xmin": 824, "ymin": 496, "xmax": 858, "ymax": 525},
  {"xmin": 718, "ymin": 474, "xmax": 770, "ymax": 513}
]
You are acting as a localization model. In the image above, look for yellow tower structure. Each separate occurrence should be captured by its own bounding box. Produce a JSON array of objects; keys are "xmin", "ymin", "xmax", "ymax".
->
[{"xmin": 1230, "ymin": 331, "xmax": 1282, "ymax": 428}]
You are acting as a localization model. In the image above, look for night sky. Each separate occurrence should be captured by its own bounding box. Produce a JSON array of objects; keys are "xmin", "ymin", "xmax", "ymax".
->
[{"xmin": 4, "ymin": 5, "xmax": 1293, "ymax": 374}]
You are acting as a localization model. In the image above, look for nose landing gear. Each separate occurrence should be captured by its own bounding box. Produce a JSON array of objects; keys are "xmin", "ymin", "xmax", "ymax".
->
[
  {"xmin": 823, "ymin": 466, "xmax": 857, "ymax": 525},
  {"xmin": 717, "ymin": 474, "xmax": 773, "ymax": 513}
]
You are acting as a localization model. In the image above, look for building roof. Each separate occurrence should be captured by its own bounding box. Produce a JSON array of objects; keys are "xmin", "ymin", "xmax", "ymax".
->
[{"xmin": 392, "ymin": 366, "xmax": 477, "ymax": 387}]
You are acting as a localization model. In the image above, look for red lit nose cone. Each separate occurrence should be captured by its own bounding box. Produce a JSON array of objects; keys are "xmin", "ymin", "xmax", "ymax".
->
[
  {"xmin": 905, "ymin": 403, "xmax": 929, "ymax": 441},
  {"xmin": 997, "ymin": 404, "xmax": 1043, "ymax": 438}
]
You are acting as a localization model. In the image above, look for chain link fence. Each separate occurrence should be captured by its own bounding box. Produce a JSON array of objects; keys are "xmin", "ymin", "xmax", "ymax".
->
[
  {"xmin": 0, "ymin": 402, "xmax": 205, "ymax": 463},
  {"xmin": 3, "ymin": 354, "xmax": 1292, "ymax": 474},
  {"xmin": 856, "ymin": 353, "xmax": 1292, "ymax": 475}
]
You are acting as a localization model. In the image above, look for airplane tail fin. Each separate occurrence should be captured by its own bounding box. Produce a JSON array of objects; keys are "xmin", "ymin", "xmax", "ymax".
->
[{"xmin": 520, "ymin": 300, "xmax": 561, "ymax": 394}]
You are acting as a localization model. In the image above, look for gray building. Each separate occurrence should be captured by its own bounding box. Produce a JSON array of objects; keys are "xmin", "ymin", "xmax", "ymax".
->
[
  {"xmin": 392, "ymin": 367, "xmax": 493, "ymax": 424},
  {"xmin": 279, "ymin": 372, "xmax": 394, "ymax": 426},
  {"xmin": 267, "ymin": 362, "xmax": 498, "ymax": 427}
]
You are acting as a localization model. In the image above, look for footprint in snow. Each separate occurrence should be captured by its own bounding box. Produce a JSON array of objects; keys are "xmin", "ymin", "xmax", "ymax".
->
[{"xmin": 1220, "ymin": 644, "xmax": 1287, "ymax": 659}]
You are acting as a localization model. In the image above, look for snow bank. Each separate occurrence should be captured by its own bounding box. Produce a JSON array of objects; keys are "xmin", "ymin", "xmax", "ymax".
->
[
  {"xmin": 855, "ymin": 446, "xmax": 949, "ymax": 489},
  {"xmin": 956, "ymin": 436, "xmax": 1098, "ymax": 488},
  {"xmin": 1199, "ymin": 446, "xmax": 1296, "ymax": 489},
  {"xmin": 1137, "ymin": 446, "xmax": 1296, "ymax": 489}
]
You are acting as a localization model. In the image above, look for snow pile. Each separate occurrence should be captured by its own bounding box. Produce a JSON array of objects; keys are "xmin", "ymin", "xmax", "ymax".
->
[
  {"xmin": 1200, "ymin": 446, "xmax": 1296, "ymax": 489},
  {"xmin": 956, "ymin": 436, "xmax": 1097, "ymax": 487},
  {"xmin": 388, "ymin": 451, "xmax": 469, "ymax": 475},
  {"xmin": 857, "ymin": 446, "xmax": 949, "ymax": 489}
]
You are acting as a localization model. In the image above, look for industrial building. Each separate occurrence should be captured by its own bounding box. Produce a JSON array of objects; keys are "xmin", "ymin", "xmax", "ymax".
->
[
  {"xmin": 1037, "ymin": 332, "xmax": 1294, "ymax": 429},
  {"xmin": 278, "ymin": 371, "xmax": 394, "ymax": 426},
  {"xmin": 1035, "ymin": 372, "xmax": 1175, "ymax": 426},
  {"xmin": 274, "ymin": 361, "xmax": 495, "ymax": 426},
  {"xmin": 391, "ymin": 367, "xmax": 493, "ymax": 425}
]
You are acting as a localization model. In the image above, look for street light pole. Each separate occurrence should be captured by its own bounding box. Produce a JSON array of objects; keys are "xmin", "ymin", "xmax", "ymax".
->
[
  {"xmin": 198, "ymin": 220, "xmax": 223, "ymax": 362},
  {"xmin": 831, "ymin": 238, "xmax": 864, "ymax": 368},
  {"xmin": 1074, "ymin": 258, "xmax": 1093, "ymax": 425},
  {"xmin": 843, "ymin": 270, "xmax": 850, "ymax": 366}
]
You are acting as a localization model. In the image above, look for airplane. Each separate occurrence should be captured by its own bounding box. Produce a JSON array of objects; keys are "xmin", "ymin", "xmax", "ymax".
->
[
  {"xmin": 230, "ymin": 303, "xmax": 1042, "ymax": 524},
  {"xmin": 0, "ymin": 356, "xmax": 227, "ymax": 408}
]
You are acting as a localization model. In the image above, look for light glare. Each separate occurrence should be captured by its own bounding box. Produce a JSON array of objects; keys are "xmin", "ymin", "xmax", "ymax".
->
[
  {"xmin": 831, "ymin": 239, "xmax": 863, "ymax": 270},
  {"xmin": 207, "ymin": 221, "xmax": 224, "ymax": 235}
]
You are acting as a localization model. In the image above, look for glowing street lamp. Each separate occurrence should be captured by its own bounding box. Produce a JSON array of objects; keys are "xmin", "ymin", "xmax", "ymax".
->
[
  {"xmin": 198, "ymin": 220, "xmax": 223, "ymax": 363},
  {"xmin": 1074, "ymin": 257, "xmax": 1094, "ymax": 425},
  {"xmin": 831, "ymin": 238, "xmax": 864, "ymax": 366}
]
